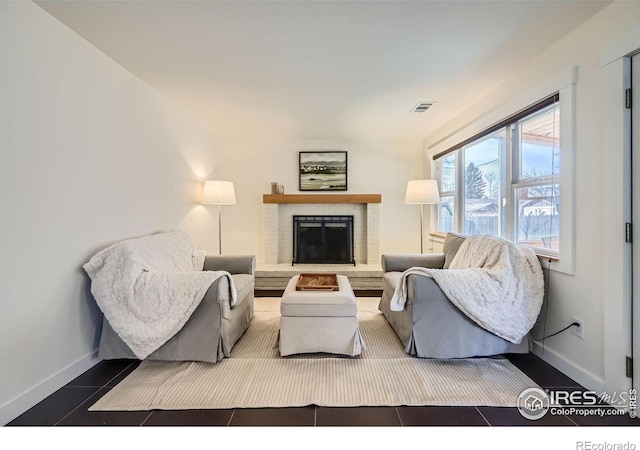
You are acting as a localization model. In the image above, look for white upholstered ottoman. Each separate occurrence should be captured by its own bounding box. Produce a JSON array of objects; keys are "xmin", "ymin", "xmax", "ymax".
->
[{"xmin": 279, "ymin": 274, "xmax": 364, "ymax": 356}]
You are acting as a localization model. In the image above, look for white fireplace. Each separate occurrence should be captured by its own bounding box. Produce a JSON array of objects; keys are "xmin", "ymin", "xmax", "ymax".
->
[{"xmin": 262, "ymin": 194, "xmax": 380, "ymax": 265}]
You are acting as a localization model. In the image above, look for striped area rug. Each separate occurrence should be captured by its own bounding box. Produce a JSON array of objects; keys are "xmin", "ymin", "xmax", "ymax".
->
[{"xmin": 89, "ymin": 298, "xmax": 538, "ymax": 411}]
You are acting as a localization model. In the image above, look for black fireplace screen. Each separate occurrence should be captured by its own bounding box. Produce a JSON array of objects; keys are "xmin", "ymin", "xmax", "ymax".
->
[{"xmin": 293, "ymin": 215, "xmax": 355, "ymax": 265}]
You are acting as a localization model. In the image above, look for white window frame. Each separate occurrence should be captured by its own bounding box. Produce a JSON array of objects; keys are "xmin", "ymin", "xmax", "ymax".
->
[
  {"xmin": 460, "ymin": 130, "xmax": 507, "ymax": 238},
  {"xmin": 512, "ymin": 103, "xmax": 561, "ymax": 258},
  {"xmin": 429, "ymin": 67, "xmax": 576, "ymax": 274},
  {"xmin": 435, "ymin": 153, "xmax": 457, "ymax": 234}
]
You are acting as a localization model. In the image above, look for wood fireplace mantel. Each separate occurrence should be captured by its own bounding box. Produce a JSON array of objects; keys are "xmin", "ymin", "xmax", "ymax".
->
[{"xmin": 263, "ymin": 194, "xmax": 381, "ymax": 204}]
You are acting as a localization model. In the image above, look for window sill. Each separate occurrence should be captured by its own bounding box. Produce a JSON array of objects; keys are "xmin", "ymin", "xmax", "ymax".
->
[
  {"xmin": 432, "ymin": 232, "xmax": 559, "ymax": 261},
  {"xmin": 535, "ymin": 252, "xmax": 559, "ymax": 262},
  {"xmin": 526, "ymin": 245, "xmax": 559, "ymax": 262}
]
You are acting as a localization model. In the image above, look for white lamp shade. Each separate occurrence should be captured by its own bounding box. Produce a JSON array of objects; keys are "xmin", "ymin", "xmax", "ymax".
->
[
  {"xmin": 405, "ymin": 179, "xmax": 439, "ymax": 204},
  {"xmin": 202, "ymin": 180, "xmax": 236, "ymax": 205}
]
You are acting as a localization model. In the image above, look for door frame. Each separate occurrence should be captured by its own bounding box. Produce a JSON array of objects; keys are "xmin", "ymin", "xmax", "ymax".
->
[
  {"xmin": 602, "ymin": 36, "xmax": 638, "ymax": 394},
  {"xmin": 632, "ymin": 52, "xmax": 640, "ymax": 389}
]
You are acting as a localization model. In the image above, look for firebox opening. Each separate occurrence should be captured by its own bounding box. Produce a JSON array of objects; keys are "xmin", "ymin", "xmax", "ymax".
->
[{"xmin": 293, "ymin": 215, "xmax": 355, "ymax": 265}]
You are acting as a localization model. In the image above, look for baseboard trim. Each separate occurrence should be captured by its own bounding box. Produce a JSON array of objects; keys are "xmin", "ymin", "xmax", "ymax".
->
[
  {"xmin": 0, "ymin": 350, "xmax": 100, "ymax": 426},
  {"xmin": 255, "ymin": 289, "xmax": 382, "ymax": 298},
  {"xmin": 530, "ymin": 341, "xmax": 604, "ymax": 392}
]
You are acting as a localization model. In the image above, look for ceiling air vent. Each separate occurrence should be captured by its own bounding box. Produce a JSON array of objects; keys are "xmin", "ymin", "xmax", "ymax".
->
[{"xmin": 411, "ymin": 101, "xmax": 436, "ymax": 113}]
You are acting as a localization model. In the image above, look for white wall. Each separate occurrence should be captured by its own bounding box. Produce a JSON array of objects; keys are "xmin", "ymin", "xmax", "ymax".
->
[
  {"xmin": 0, "ymin": 2, "xmax": 423, "ymax": 425},
  {"xmin": 212, "ymin": 138, "xmax": 424, "ymax": 263},
  {"xmin": 0, "ymin": 2, "xmax": 220, "ymax": 425},
  {"xmin": 423, "ymin": 1, "xmax": 640, "ymax": 392}
]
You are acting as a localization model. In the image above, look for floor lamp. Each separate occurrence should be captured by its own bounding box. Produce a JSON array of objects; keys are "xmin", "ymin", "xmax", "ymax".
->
[
  {"xmin": 202, "ymin": 180, "xmax": 236, "ymax": 255},
  {"xmin": 405, "ymin": 179, "xmax": 440, "ymax": 253}
]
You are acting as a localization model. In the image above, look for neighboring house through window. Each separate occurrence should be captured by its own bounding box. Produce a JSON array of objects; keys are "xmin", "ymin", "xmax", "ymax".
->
[{"xmin": 434, "ymin": 94, "xmax": 561, "ymax": 259}]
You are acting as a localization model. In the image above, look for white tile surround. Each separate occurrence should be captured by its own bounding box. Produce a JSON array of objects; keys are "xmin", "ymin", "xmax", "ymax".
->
[{"xmin": 263, "ymin": 202, "xmax": 380, "ymax": 265}]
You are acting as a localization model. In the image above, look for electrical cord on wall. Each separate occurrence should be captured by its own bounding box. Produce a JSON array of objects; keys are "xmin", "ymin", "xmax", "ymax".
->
[
  {"xmin": 539, "ymin": 259, "xmax": 550, "ymax": 353},
  {"xmin": 529, "ymin": 258, "xmax": 551, "ymax": 353},
  {"xmin": 529, "ymin": 258, "xmax": 579, "ymax": 344},
  {"xmin": 531, "ymin": 321, "xmax": 580, "ymax": 342}
]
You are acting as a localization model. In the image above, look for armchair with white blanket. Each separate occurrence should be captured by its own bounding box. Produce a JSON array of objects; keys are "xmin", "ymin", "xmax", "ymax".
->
[
  {"xmin": 84, "ymin": 230, "xmax": 255, "ymax": 363},
  {"xmin": 379, "ymin": 233, "xmax": 544, "ymax": 358}
]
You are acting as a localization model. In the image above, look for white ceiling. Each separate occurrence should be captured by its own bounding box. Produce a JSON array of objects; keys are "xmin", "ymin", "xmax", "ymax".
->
[{"xmin": 36, "ymin": 0, "xmax": 611, "ymax": 141}]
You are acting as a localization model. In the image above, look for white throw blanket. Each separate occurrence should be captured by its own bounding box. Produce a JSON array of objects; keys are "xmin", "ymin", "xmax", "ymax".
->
[
  {"xmin": 83, "ymin": 230, "xmax": 236, "ymax": 359},
  {"xmin": 391, "ymin": 235, "xmax": 544, "ymax": 344}
]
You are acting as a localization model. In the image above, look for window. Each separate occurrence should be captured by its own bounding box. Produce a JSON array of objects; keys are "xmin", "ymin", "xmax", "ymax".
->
[
  {"xmin": 463, "ymin": 129, "xmax": 505, "ymax": 237},
  {"xmin": 434, "ymin": 94, "xmax": 561, "ymax": 257},
  {"xmin": 513, "ymin": 104, "xmax": 560, "ymax": 253},
  {"xmin": 437, "ymin": 154, "xmax": 456, "ymax": 233}
]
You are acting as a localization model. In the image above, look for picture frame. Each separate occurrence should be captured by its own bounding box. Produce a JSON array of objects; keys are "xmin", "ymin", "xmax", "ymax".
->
[{"xmin": 299, "ymin": 151, "xmax": 348, "ymax": 191}]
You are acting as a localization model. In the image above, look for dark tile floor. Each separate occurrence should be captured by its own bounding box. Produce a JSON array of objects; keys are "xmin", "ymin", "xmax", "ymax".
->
[{"xmin": 5, "ymin": 353, "xmax": 639, "ymax": 427}]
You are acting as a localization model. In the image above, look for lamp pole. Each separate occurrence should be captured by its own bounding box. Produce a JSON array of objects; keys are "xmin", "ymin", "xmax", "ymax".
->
[
  {"xmin": 218, "ymin": 204, "xmax": 222, "ymax": 255},
  {"xmin": 201, "ymin": 180, "xmax": 236, "ymax": 256},
  {"xmin": 405, "ymin": 179, "xmax": 439, "ymax": 255},
  {"xmin": 420, "ymin": 203, "xmax": 424, "ymax": 254}
]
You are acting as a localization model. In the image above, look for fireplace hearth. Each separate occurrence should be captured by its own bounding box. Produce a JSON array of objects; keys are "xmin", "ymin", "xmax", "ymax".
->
[{"xmin": 293, "ymin": 215, "xmax": 355, "ymax": 265}]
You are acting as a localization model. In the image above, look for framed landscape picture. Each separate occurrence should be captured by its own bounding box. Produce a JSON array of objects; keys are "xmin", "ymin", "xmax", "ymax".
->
[{"xmin": 299, "ymin": 151, "xmax": 348, "ymax": 191}]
